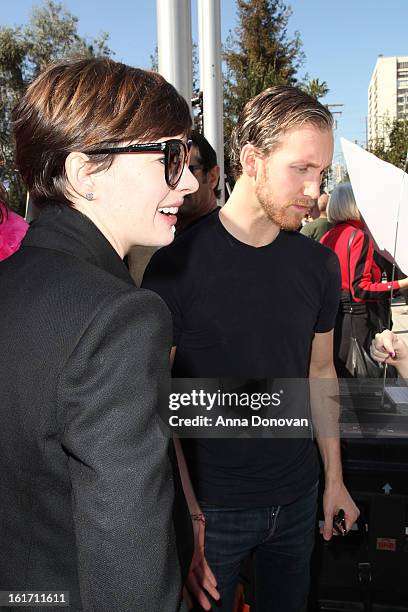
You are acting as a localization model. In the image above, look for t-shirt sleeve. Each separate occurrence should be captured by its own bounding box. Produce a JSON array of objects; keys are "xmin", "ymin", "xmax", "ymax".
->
[
  {"xmin": 315, "ymin": 250, "xmax": 341, "ymax": 333},
  {"xmin": 141, "ymin": 248, "xmax": 184, "ymax": 345}
]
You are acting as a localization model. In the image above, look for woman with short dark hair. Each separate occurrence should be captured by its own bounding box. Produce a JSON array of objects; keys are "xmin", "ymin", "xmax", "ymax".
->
[{"xmin": 0, "ymin": 57, "xmax": 198, "ymax": 611}]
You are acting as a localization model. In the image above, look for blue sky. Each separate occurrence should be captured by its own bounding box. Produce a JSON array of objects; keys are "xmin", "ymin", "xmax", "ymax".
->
[{"xmin": 2, "ymin": 0, "xmax": 408, "ymax": 162}]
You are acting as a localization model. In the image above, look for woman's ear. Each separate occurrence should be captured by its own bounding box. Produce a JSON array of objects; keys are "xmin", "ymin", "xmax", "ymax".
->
[{"xmin": 65, "ymin": 152, "xmax": 97, "ymax": 200}]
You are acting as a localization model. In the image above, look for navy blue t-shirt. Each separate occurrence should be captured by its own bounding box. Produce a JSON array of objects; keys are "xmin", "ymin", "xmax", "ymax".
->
[{"xmin": 142, "ymin": 210, "xmax": 341, "ymax": 506}]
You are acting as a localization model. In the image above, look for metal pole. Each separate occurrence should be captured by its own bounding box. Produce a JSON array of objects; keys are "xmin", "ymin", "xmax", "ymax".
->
[
  {"xmin": 198, "ymin": 0, "xmax": 225, "ymax": 204},
  {"xmin": 198, "ymin": 2, "xmax": 205, "ymax": 96},
  {"xmin": 156, "ymin": 0, "xmax": 192, "ymax": 113}
]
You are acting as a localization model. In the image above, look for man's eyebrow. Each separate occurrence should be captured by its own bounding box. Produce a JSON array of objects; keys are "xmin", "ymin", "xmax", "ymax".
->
[{"xmin": 291, "ymin": 161, "xmax": 332, "ymax": 171}]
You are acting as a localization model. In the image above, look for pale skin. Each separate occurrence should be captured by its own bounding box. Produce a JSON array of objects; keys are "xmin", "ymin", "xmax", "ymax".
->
[
  {"xmin": 219, "ymin": 124, "xmax": 333, "ymax": 244},
  {"xmin": 370, "ymin": 330, "xmax": 408, "ymax": 378},
  {"xmin": 173, "ymin": 124, "xmax": 360, "ymax": 607},
  {"xmin": 309, "ymin": 331, "xmax": 360, "ymax": 538},
  {"xmin": 173, "ymin": 437, "xmax": 219, "ymax": 610},
  {"xmin": 396, "ymin": 277, "xmax": 408, "ymax": 289},
  {"xmin": 63, "ymin": 135, "xmax": 198, "ymax": 257}
]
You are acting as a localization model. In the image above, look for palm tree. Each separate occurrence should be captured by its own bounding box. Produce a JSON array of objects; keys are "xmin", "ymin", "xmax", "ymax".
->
[{"xmin": 303, "ymin": 78, "xmax": 329, "ymax": 100}]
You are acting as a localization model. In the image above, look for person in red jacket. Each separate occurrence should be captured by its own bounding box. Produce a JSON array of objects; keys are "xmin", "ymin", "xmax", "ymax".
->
[{"xmin": 320, "ymin": 182, "xmax": 408, "ymax": 377}]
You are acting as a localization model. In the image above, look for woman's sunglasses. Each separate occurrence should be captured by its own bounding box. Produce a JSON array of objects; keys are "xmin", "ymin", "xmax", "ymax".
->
[{"xmin": 84, "ymin": 139, "xmax": 192, "ymax": 189}]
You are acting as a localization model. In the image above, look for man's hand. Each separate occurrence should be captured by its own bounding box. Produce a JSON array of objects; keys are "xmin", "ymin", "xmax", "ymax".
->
[
  {"xmin": 183, "ymin": 515, "xmax": 220, "ymax": 611},
  {"xmin": 321, "ymin": 480, "xmax": 360, "ymax": 541}
]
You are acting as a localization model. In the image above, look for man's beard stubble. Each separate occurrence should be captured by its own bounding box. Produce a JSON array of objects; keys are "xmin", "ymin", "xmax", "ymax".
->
[{"xmin": 255, "ymin": 172, "xmax": 311, "ymax": 232}]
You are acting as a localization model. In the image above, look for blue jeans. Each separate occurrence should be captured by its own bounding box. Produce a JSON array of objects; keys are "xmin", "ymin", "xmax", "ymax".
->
[{"xmin": 199, "ymin": 483, "xmax": 318, "ymax": 612}]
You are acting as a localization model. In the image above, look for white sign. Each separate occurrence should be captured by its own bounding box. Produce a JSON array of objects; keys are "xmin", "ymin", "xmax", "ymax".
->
[{"xmin": 341, "ymin": 138, "xmax": 408, "ymax": 275}]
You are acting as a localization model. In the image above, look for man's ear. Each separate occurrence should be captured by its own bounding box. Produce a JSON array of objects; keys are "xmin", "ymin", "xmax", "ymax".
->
[
  {"xmin": 240, "ymin": 143, "xmax": 261, "ymax": 178},
  {"xmin": 65, "ymin": 152, "xmax": 97, "ymax": 199},
  {"xmin": 207, "ymin": 164, "xmax": 220, "ymax": 190}
]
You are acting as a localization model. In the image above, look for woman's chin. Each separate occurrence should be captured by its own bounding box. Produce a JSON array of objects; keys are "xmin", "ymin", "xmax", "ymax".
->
[
  {"xmin": 162, "ymin": 225, "xmax": 176, "ymax": 245},
  {"xmin": 132, "ymin": 225, "xmax": 176, "ymax": 248}
]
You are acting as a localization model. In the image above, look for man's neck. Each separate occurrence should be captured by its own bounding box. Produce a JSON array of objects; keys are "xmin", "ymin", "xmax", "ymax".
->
[
  {"xmin": 220, "ymin": 178, "xmax": 280, "ymax": 248},
  {"xmin": 319, "ymin": 212, "xmax": 328, "ymax": 219}
]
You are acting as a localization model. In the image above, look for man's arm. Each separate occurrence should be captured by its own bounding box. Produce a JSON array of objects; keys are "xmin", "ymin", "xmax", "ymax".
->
[
  {"xmin": 58, "ymin": 290, "xmax": 182, "ymax": 611},
  {"xmin": 309, "ymin": 330, "xmax": 360, "ymax": 539}
]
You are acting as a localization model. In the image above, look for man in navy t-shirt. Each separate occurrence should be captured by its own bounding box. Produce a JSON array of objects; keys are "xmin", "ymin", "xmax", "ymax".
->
[{"xmin": 143, "ymin": 86, "xmax": 359, "ymax": 612}]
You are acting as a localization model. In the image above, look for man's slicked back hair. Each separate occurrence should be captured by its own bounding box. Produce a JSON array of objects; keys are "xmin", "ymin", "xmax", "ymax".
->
[{"xmin": 230, "ymin": 86, "xmax": 333, "ymax": 179}]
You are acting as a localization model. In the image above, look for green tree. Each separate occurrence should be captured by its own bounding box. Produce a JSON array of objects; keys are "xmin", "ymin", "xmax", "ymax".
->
[
  {"xmin": 368, "ymin": 117, "xmax": 408, "ymax": 170},
  {"xmin": 0, "ymin": 0, "xmax": 112, "ymax": 213},
  {"xmin": 149, "ymin": 46, "xmax": 159, "ymax": 72},
  {"xmin": 223, "ymin": 0, "xmax": 305, "ymax": 163},
  {"xmin": 302, "ymin": 77, "xmax": 329, "ymax": 100}
]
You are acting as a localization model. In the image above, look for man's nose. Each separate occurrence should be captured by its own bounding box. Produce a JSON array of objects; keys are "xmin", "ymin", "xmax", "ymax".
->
[{"xmin": 303, "ymin": 180, "xmax": 320, "ymax": 200}]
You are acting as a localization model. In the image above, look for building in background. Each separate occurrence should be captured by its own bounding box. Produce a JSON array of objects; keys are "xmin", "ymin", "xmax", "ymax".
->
[
  {"xmin": 332, "ymin": 162, "xmax": 347, "ymax": 185},
  {"xmin": 368, "ymin": 55, "xmax": 408, "ymax": 146}
]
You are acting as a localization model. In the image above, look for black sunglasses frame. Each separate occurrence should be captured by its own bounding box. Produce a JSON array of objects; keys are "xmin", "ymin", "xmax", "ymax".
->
[{"xmin": 84, "ymin": 139, "xmax": 192, "ymax": 189}]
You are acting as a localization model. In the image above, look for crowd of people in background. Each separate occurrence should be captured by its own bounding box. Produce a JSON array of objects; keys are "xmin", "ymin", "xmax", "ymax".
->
[
  {"xmin": 320, "ymin": 183, "xmax": 407, "ymax": 376},
  {"xmin": 1, "ymin": 103, "xmax": 407, "ymax": 387},
  {"xmin": 0, "ymin": 57, "xmax": 407, "ymax": 612},
  {"xmin": 298, "ymin": 182, "xmax": 408, "ymax": 379},
  {"xmin": 300, "ymin": 191, "xmax": 331, "ymax": 241}
]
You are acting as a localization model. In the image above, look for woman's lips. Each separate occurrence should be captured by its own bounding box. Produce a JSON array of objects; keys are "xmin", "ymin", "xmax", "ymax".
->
[
  {"xmin": 160, "ymin": 213, "xmax": 177, "ymax": 225},
  {"xmin": 157, "ymin": 205, "xmax": 181, "ymax": 226}
]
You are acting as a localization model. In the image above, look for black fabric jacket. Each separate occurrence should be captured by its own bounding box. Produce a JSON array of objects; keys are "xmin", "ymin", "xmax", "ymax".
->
[{"xmin": 0, "ymin": 205, "xmax": 192, "ymax": 612}]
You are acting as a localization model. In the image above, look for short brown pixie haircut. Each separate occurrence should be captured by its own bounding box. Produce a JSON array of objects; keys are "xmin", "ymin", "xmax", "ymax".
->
[
  {"xmin": 12, "ymin": 57, "xmax": 192, "ymax": 207},
  {"xmin": 230, "ymin": 85, "xmax": 333, "ymax": 179}
]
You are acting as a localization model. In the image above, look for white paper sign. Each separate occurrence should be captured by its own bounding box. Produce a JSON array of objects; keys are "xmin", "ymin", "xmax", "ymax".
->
[{"xmin": 341, "ymin": 138, "xmax": 408, "ymax": 275}]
